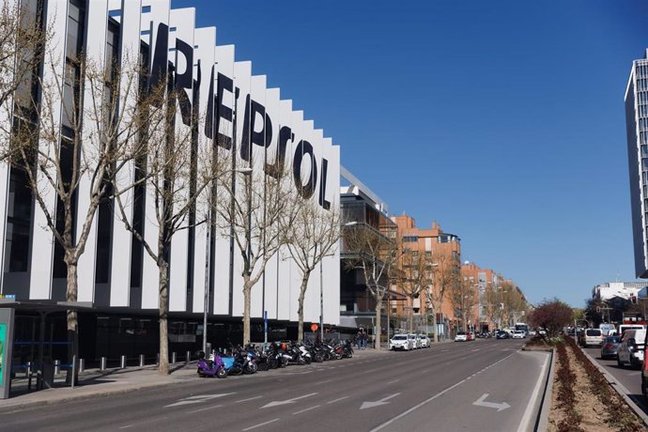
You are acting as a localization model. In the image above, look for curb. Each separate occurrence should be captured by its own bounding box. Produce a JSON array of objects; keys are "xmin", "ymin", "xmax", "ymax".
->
[
  {"xmin": 535, "ymin": 348, "xmax": 555, "ymax": 431},
  {"xmin": 580, "ymin": 347, "xmax": 648, "ymax": 427}
]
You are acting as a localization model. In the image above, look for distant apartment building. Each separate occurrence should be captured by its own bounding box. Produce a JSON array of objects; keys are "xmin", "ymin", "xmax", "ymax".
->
[
  {"xmin": 461, "ymin": 261, "xmax": 496, "ymax": 332},
  {"xmin": 390, "ymin": 214, "xmax": 461, "ymax": 337},
  {"xmin": 626, "ymin": 49, "xmax": 648, "ymax": 278}
]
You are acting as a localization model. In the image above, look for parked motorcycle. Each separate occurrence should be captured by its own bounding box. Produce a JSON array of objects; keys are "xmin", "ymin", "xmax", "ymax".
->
[{"xmin": 197, "ymin": 351, "xmax": 227, "ymax": 378}]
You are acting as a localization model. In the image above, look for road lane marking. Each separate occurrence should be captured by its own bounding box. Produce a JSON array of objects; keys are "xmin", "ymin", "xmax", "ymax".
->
[
  {"xmin": 387, "ymin": 379, "xmax": 400, "ymax": 384},
  {"xmin": 361, "ymin": 393, "xmax": 401, "ymax": 410},
  {"xmin": 236, "ymin": 396, "xmax": 263, "ymax": 403},
  {"xmin": 472, "ymin": 393, "xmax": 510, "ymax": 411},
  {"xmin": 293, "ymin": 404, "xmax": 321, "ymax": 415},
  {"xmin": 188, "ymin": 404, "xmax": 223, "ymax": 414},
  {"xmin": 370, "ymin": 353, "xmax": 515, "ymax": 432},
  {"xmin": 261, "ymin": 392, "xmax": 318, "ymax": 409},
  {"xmin": 327, "ymin": 396, "xmax": 349, "ymax": 404},
  {"xmin": 242, "ymin": 418, "xmax": 280, "ymax": 431},
  {"xmin": 119, "ymin": 426, "xmax": 133, "ymax": 429},
  {"xmin": 517, "ymin": 353, "xmax": 550, "ymax": 432},
  {"xmin": 165, "ymin": 393, "xmax": 235, "ymax": 408},
  {"xmin": 315, "ymin": 379, "xmax": 332, "ymax": 385}
]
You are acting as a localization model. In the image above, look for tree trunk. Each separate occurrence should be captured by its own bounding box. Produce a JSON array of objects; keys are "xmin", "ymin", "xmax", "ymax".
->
[
  {"xmin": 158, "ymin": 260, "xmax": 169, "ymax": 375},
  {"xmin": 243, "ymin": 275, "xmax": 251, "ymax": 345},
  {"xmin": 431, "ymin": 307, "xmax": 439, "ymax": 343},
  {"xmin": 374, "ymin": 298, "xmax": 382, "ymax": 350},
  {"xmin": 65, "ymin": 258, "xmax": 78, "ymax": 384},
  {"xmin": 297, "ymin": 273, "xmax": 310, "ymax": 343}
]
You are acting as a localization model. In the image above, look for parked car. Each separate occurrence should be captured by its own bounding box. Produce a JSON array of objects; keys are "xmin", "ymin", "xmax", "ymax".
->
[
  {"xmin": 512, "ymin": 330, "xmax": 525, "ymax": 339},
  {"xmin": 419, "ymin": 335, "xmax": 431, "ymax": 348},
  {"xmin": 454, "ymin": 332, "xmax": 468, "ymax": 342},
  {"xmin": 617, "ymin": 329, "xmax": 646, "ymax": 368},
  {"xmin": 496, "ymin": 331, "xmax": 510, "ymax": 340},
  {"xmin": 408, "ymin": 334, "xmax": 420, "ymax": 349},
  {"xmin": 600, "ymin": 335, "xmax": 621, "ymax": 360},
  {"xmin": 389, "ymin": 334, "xmax": 412, "ymax": 351},
  {"xmin": 580, "ymin": 328, "xmax": 604, "ymax": 347}
]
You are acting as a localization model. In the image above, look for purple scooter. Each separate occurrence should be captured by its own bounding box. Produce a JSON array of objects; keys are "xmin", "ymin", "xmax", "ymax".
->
[{"xmin": 197, "ymin": 351, "xmax": 227, "ymax": 378}]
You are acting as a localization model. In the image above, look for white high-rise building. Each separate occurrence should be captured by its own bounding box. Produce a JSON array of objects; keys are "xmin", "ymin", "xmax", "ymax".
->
[{"xmin": 626, "ymin": 49, "xmax": 648, "ymax": 278}]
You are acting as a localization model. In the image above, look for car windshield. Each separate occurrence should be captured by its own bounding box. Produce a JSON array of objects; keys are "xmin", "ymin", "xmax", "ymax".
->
[
  {"xmin": 606, "ymin": 336, "xmax": 620, "ymax": 343},
  {"xmin": 392, "ymin": 335, "xmax": 407, "ymax": 340},
  {"xmin": 457, "ymin": 332, "xmax": 466, "ymax": 335},
  {"xmin": 586, "ymin": 329, "xmax": 601, "ymax": 336}
]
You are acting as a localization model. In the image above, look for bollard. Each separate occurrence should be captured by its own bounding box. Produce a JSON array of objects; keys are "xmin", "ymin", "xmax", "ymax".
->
[
  {"xmin": 139, "ymin": 354, "xmax": 145, "ymax": 368},
  {"xmin": 100, "ymin": 356, "xmax": 107, "ymax": 371},
  {"xmin": 186, "ymin": 350, "xmax": 191, "ymax": 363},
  {"xmin": 171, "ymin": 352, "xmax": 177, "ymax": 364},
  {"xmin": 79, "ymin": 358, "xmax": 85, "ymax": 373},
  {"xmin": 120, "ymin": 355, "xmax": 127, "ymax": 369},
  {"xmin": 71, "ymin": 354, "xmax": 76, "ymax": 390},
  {"xmin": 54, "ymin": 359, "xmax": 61, "ymax": 375},
  {"xmin": 26, "ymin": 361, "xmax": 32, "ymax": 391}
]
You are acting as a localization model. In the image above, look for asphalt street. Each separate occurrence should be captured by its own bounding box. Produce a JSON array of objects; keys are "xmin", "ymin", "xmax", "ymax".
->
[
  {"xmin": 0, "ymin": 339, "xmax": 548, "ymax": 432},
  {"xmin": 583, "ymin": 345, "xmax": 648, "ymax": 415}
]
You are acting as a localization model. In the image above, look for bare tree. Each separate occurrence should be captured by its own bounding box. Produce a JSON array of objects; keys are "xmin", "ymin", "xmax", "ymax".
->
[
  {"xmin": 426, "ymin": 252, "xmax": 459, "ymax": 342},
  {"xmin": 449, "ymin": 276, "xmax": 477, "ymax": 332},
  {"xmin": 398, "ymin": 249, "xmax": 433, "ymax": 333},
  {"xmin": 214, "ymin": 158, "xmax": 291, "ymax": 346},
  {"xmin": 481, "ymin": 283, "xmax": 500, "ymax": 330},
  {"xmin": 0, "ymin": 51, "xmax": 158, "ymax": 379},
  {"xmin": 0, "ymin": 0, "xmax": 50, "ymax": 161},
  {"xmin": 113, "ymin": 77, "xmax": 222, "ymax": 374},
  {"xmin": 280, "ymin": 197, "xmax": 340, "ymax": 342},
  {"xmin": 343, "ymin": 222, "xmax": 400, "ymax": 350}
]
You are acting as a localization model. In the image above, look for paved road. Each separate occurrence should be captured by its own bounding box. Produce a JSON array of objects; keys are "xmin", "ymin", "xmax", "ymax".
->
[
  {"xmin": 0, "ymin": 339, "xmax": 548, "ymax": 432},
  {"xmin": 583, "ymin": 345, "xmax": 648, "ymax": 414}
]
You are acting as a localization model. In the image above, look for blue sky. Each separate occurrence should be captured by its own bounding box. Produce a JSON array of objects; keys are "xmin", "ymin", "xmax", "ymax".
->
[{"xmin": 172, "ymin": 1, "xmax": 648, "ymax": 307}]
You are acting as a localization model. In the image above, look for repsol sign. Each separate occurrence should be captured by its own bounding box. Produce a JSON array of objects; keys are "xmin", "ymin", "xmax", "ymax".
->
[{"xmin": 148, "ymin": 23, "xmax": 331, "ymax": 210}]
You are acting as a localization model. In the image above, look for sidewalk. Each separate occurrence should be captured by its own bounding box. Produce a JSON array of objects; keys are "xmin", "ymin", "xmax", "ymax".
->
[{"xmin": 0, "ymin": 347, "xmax": 387, "ymax": 411}]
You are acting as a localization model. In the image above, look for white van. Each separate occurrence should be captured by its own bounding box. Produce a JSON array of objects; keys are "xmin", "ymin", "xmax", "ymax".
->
[
  {"xmin": 617, "ymin": 329, "xmax": 646, "ymax": 368},
  {"xmin": 618, "ymin": 324, "xmax": 646, "ymax": 336},
  {"xmin": 581, "ymin": 328, "xmax": 603, "ymax": 347}
]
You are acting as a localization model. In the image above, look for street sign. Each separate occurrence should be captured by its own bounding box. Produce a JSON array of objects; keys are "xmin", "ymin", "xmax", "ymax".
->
[{"xmin": 310, "ymin": 323, "xmax": 318, "ymax": 332}]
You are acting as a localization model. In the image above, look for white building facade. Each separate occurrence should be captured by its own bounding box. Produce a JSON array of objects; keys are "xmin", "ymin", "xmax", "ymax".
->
[
  {"xmin": 626, "ymin": 49, "xmax": 648, "ymax": 278},
  {"xmin": 0, "ymin": 0, "xmax": 340, "ymax": 357}
]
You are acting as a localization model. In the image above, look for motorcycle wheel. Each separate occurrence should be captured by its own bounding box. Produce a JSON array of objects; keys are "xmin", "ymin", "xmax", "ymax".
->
[
  {"xmin": 314, "ymin": 353, "xmax": 324, "ymax": 363},
  {"xmin": 217, "ymin": 368, "xmax": 227, "ymax": 378}
]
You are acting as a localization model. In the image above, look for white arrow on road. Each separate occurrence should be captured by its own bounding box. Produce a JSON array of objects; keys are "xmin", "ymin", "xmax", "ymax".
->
[
  {"xmin": 165, "ymin": 393, "xmax": 235, "ymax": 408},
  {"xmin": 261, "ymin": 392, "xmax": 318, "ymax": 409},
  {"xmin": 360, "ymin": 393, "xmax": 401, "ymax": 410},
  {"xmin": 472, "ymin": 393, "xmax": 510, "ymax": 412}
]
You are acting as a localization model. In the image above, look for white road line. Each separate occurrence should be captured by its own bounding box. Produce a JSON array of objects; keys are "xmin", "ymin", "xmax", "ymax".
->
[
  {"xmin": 315, "ymin": 379, "xmax": 332, "ymax": 385},
  {"xmin": 327, "ymin": 396, "xmax": 349, "ymax": 404},
  {"xmin": 387, "ymin": 379, "xmax": 400, "ymax": 384},
  {"xmin": 119, "ymin": 426, "xmax": 133, "ymax": 429},
  {"xmin": 235, "ymin": 396, "xmax": 263, "ymax": 403},
  {"xmin": 242, "ymin": 418, "xmax": 280, "ymax": 431},
  {"xmin": 517, "ymin": 354, "xmax": 550, "ymax": 432},
  {"xmin": 293, "ymin": 405, "xmax": 321, "ymax": 415},
  {"xmin": 370, "ymin": 353, "xmax": 515, "ymax": 432},
  {"xmin": 188, "ymin": 404, "xmax": 223, "ymax": 414}
]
